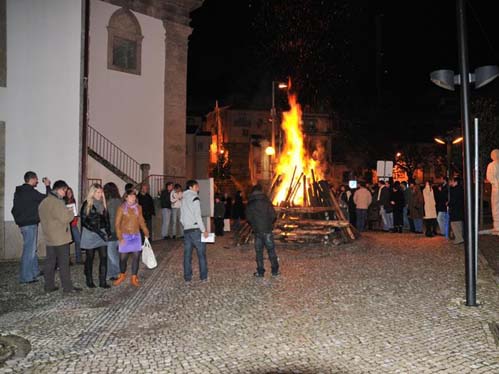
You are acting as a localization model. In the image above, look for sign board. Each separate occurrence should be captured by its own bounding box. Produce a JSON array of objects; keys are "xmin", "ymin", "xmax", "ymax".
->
[
  {"xmin": 376, "ymin": 160, "xmax": 393, "ymax": 181},
  {"xmin": 197, "ymin": 178, "xmax": 214, "ymax": 232}
]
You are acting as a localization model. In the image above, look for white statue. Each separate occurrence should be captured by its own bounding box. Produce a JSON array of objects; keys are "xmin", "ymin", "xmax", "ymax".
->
[{"xmin": 486, "ymin": 149, "xmax": 499, "ymax": 233}]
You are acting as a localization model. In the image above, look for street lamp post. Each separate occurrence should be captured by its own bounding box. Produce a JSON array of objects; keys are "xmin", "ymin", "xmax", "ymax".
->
[{"xmin": 430, "ymin": 0, "xmax": 499, "ymax": 306}]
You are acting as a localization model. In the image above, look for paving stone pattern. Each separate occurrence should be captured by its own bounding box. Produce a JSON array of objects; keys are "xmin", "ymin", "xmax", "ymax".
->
[{"xmin": 0, "ymin": 233, "xmax": 498, "ymax": 373}]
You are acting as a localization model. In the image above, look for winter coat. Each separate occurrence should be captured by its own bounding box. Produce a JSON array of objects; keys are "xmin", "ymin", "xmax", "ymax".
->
[
  {"xmin": 232, "ymin": 193, "xmax": 245, "ymax": 219},
  {"xmin": 137, "ymin": 192, "xmax": 155, "ymax": 219},
  {"xmin": 11, "ymin": 184, "xmax": 50, "ymax": 227},
  {"xmin": 390, "ymin": 189, "xmax": 405, "ymax": 213},
  {"xmin": 180, "ymin": 189, "xmax": 206, "ymax": 232},
  {"xmin": 434, "ymin": 185, "xmax": 448, "ymax": 213},
  {"xmin": 107, "ymin": 198, "xmax": 122, "ymax": 241},
  {"xmin": 245, "ymin": 191, "xmax": 276, "ymax": 233},
  {"xmin": 223, "ymin": 196, "xmax": 233, "ymax": 219},
  {"xmin": 422, "ymin": 186, "xmax": 437, "ymax": 219},
  {"xmin": 377, "ymin": 186, "xmax": 393, "ymax": 213},
  {"xmin": 409, "ymin": 187, "xmax": 424, "ymax": 220},
  {"xmin": 38, "ymin": 193, "xmax": 74, "ymax": 246},
  {"xmin": 353, "ymin": 187, "xmax": 372, "ymax": 209},
  {"xmin": 449, "ymin": 184, "xmax": 464, "ymax": 222},
  {"xmin": 115, "ymin": 203, "xmax": 149, "ymax": 241},
  {"xmin": 80, "ymin": 201, "xmax": 111, "ymax": 241},
  {"xmin": 214, "ymin": 201, "xmax": 226, "ymax": 218},
  {"xmin": 159, "ymin": 189, "xmax": 172, "ymax": 209},
  {"xmin": 170, "ymin": 190, "xmax": 183, "ymax": 209}
]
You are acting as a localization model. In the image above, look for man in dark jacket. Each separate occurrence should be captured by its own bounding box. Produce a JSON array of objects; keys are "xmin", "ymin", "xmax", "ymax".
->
[
  {"xmin": 449, "ymin": 177, "xmax": 464, "ymax": 244},
  {"xmin": 245, "ymin": 184, "xmax": 279, "ymax": 277},
  {"xmin": 434, "ymin": 183, "xmax": 448, "ymax": 236},
  {"xmin": 11, "ymin": 171, "xmax": 51, "ymax": 283},
  {"xmin": 138, "ymin": 183, "xmax": 155, "ymax": 241},
  {"xmin": 377, "ymin": 180, "xmax": 394, "ymax": 232}
]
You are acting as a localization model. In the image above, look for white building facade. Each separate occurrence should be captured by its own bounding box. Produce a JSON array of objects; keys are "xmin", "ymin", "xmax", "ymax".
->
[{"xmin": 0, "ymin": 0, "xmax": 201, "ymax": 259}]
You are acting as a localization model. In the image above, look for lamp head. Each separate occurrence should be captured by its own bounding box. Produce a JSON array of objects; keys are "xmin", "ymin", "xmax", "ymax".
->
[
  {"xmin": 434, "ymin": 137, "xmax": 446, "ymax": 145},
  {"xmin": 430, "ymin": 70, "xmax": 457, "ymax": 91},
  {"xmin": 452, "ymin": 137, "xmax": 463, "ymax": 144},
  {"xmin": 474, "ymin": 65, "xmax": 499, "ymax": 89}
]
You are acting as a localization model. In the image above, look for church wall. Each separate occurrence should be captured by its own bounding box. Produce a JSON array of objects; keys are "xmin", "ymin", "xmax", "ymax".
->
[
  {"xmin": 87, "ymin": 0, "xmax": 165, "ymax": 180},
  {"xmin": 1, "ymin": 0, "xmax": 82, "ymax": 259}
]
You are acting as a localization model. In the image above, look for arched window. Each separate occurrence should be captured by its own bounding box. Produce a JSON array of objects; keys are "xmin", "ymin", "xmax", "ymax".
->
[{"xmin": 107, "ymin": 8, "xmax": 143, "ymax": 75}]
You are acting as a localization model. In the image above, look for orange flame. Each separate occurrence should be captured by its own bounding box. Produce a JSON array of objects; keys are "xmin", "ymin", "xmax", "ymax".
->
[{"xmin": 273, "ymin": 91, "xmax": 323, "ymax": 205}]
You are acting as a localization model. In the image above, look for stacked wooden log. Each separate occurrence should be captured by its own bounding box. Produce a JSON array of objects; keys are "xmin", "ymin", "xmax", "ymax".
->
[{"xmin": 235, "ymin": 169, "xmax": 359, "ymax": 246}]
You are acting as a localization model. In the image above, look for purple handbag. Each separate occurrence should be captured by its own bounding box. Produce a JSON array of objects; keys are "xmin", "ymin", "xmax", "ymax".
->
[{"xmin": 119, "ymin": 233, "xmax": 142, "ymax": 253}]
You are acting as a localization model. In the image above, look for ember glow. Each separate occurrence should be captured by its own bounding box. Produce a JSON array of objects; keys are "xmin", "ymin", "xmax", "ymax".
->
[{"xmin": 272, "ymin": 91, "xmax": 323, "ymax": 206}]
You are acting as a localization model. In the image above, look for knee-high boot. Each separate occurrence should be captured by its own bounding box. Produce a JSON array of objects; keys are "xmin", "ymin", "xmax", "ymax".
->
[{"xmin": 84, "ymin": 249, "xmax": 96, "ymax": 288}]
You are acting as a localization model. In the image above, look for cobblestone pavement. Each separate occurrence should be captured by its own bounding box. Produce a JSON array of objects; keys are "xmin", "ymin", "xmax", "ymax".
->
[{"xmin": 1, "ymin": 232, "xmax": 499, "ymax": 373}]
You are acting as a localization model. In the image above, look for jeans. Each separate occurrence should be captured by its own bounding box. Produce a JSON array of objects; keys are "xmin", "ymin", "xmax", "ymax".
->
[
  {"xmin": 141, "ymin": 217, "xmax": 153, "ymax": 243},
  {"xmin": 254, "ymin": 232, "xmax": 279, "ymax": 275},
  {"xmin": 183, "ymin": 229, "xmax": 208, "ymax": 281},
  {"xmin": 356, "ymin": 209, "xmax": 368, "ymax": 232},
  {"xmin": 19, "ymin": 225, "xmax": 40, "ymax": 283},
  {"xmin": 403, "ymin": 206, "xmax": 410, "ymax": 229},
  {"xmin": 413, "ymin": 218, "xmax": 423, "ymax": 233},
  {"xmin": 107, "ymin": 240, "xmax": 120, "ymax": 279},
  {"xmin": 437, "ymin": 211, "xmax": 446, "ymax": 236},
  {"xmin": 70, "ymin": 225, "xmax": 82, "ymax": 262},
  {"xmin": 171, "ymin": 208, "xmax": 183, "ymax": 237},
  {"xmin": 380, "ymin": 207, "xmax": 393, "ymax": 231},
  {"xmin": 161, "ymin": 208, "xmax": 172, "ymax": 238},
  {"xmin": 450, "ymin": 221, "xmax": 464, "ymax": 244},
  {"xmin": 44, "ymin": 244, "xmax": 73, "ymax": 292}
]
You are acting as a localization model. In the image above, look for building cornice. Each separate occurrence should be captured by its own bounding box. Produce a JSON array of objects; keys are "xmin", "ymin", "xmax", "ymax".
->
[{"xmin": 99, "ymin": 0, "xmax": 203, "ymax": 26}]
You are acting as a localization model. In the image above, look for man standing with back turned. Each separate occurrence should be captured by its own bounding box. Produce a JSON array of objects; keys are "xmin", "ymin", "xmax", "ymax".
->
[
  {"xmin": 11, "ymin": 171, "xmax": 51, "ymax": 284},
  {"xmin": 246, "ymin": 184, "xmax": 280, "ymax": 277},
  {"xmin": 180, "ymin": 180, "xmax": 209, "ymax": 283}
]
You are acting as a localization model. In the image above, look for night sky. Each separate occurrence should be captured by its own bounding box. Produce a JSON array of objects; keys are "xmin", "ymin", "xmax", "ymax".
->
[{"xmin": 187, "ymin": 0, "xmax": 499, "ymax": 147}]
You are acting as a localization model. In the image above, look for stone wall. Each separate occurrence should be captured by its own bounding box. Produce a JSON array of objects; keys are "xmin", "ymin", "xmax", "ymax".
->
[
  {"xmin": 0, "ymin": 0, "xmax": 5, "ymax": 87},
  {"xmin": 0, "ymin": 121, "xmax": 4, "ymax": 259}
]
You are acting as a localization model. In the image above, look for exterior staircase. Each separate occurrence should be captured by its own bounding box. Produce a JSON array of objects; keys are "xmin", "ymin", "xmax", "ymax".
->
[{"xmin": 87, "ymin": 125, "xmax": 142, "ymax": 184}]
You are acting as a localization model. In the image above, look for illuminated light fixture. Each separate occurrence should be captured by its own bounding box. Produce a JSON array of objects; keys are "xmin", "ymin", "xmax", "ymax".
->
[
  {"xmin": 265, "ymin": 146, "xmax": 275, "ymax": 156},
  {"xmin": 452, "ymin": 136, "xmax": 464, "ymax": 144},
  {"xmin": 396, "ymin": 152, "xmax": 402, "ymax": 157},
  {"xmin": 278, "ymin": 83, "xmax": 288, "ymax": 89},
  {"xmin": 434, "ymin": 137, "xmax": 446, "ymax": 145}
]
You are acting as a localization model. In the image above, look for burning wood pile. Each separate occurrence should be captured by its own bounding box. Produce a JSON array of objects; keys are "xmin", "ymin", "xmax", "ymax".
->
[{"xmin": 236, "ymin": 84, "xmax": 358, "ymax": 246}]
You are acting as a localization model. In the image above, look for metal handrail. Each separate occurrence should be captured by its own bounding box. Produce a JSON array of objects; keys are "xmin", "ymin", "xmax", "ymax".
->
[
  {"xmin": 142, "ymin": 174, "xmax": 187, "ymax": 197},
  {"xmin": 87, "ymin": 125, "xmax": 142, "ymax": 183}
]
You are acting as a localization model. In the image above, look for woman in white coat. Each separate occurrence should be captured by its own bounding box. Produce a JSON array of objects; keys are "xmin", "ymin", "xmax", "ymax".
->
[{"xmin": 422, "ymin": 181, "xmax": 438, "ymax": 237}]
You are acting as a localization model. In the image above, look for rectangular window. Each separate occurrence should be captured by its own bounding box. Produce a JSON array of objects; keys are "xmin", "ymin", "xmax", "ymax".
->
[{"xmin": 112, "ymin": 37, "xmax": 137, "ymax": 70}]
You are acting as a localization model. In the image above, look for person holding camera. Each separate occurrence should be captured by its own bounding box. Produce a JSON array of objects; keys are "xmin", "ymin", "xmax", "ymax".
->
[
  {"xmin": 11, "ymin": 171, "xmax": 51, "ymax": 284},
  {"xmin": 80, "ymin": 183, "xmax": 111, "ymax": 289}
]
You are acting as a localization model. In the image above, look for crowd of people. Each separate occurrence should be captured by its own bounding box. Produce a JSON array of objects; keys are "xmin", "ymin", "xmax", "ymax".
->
[
  {"xmin": 335, "ymin": 178, "xmax": 465, "ymax": 243},
  {"xmin": 11, "ymin": 170, "xmax": 268, "ymax": 294}
]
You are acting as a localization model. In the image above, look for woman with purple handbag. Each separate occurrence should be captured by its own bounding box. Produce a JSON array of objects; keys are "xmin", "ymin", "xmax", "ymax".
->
[{"xmin": 113, "ymin": 188, "xmax": 149, "ymax": 287}]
